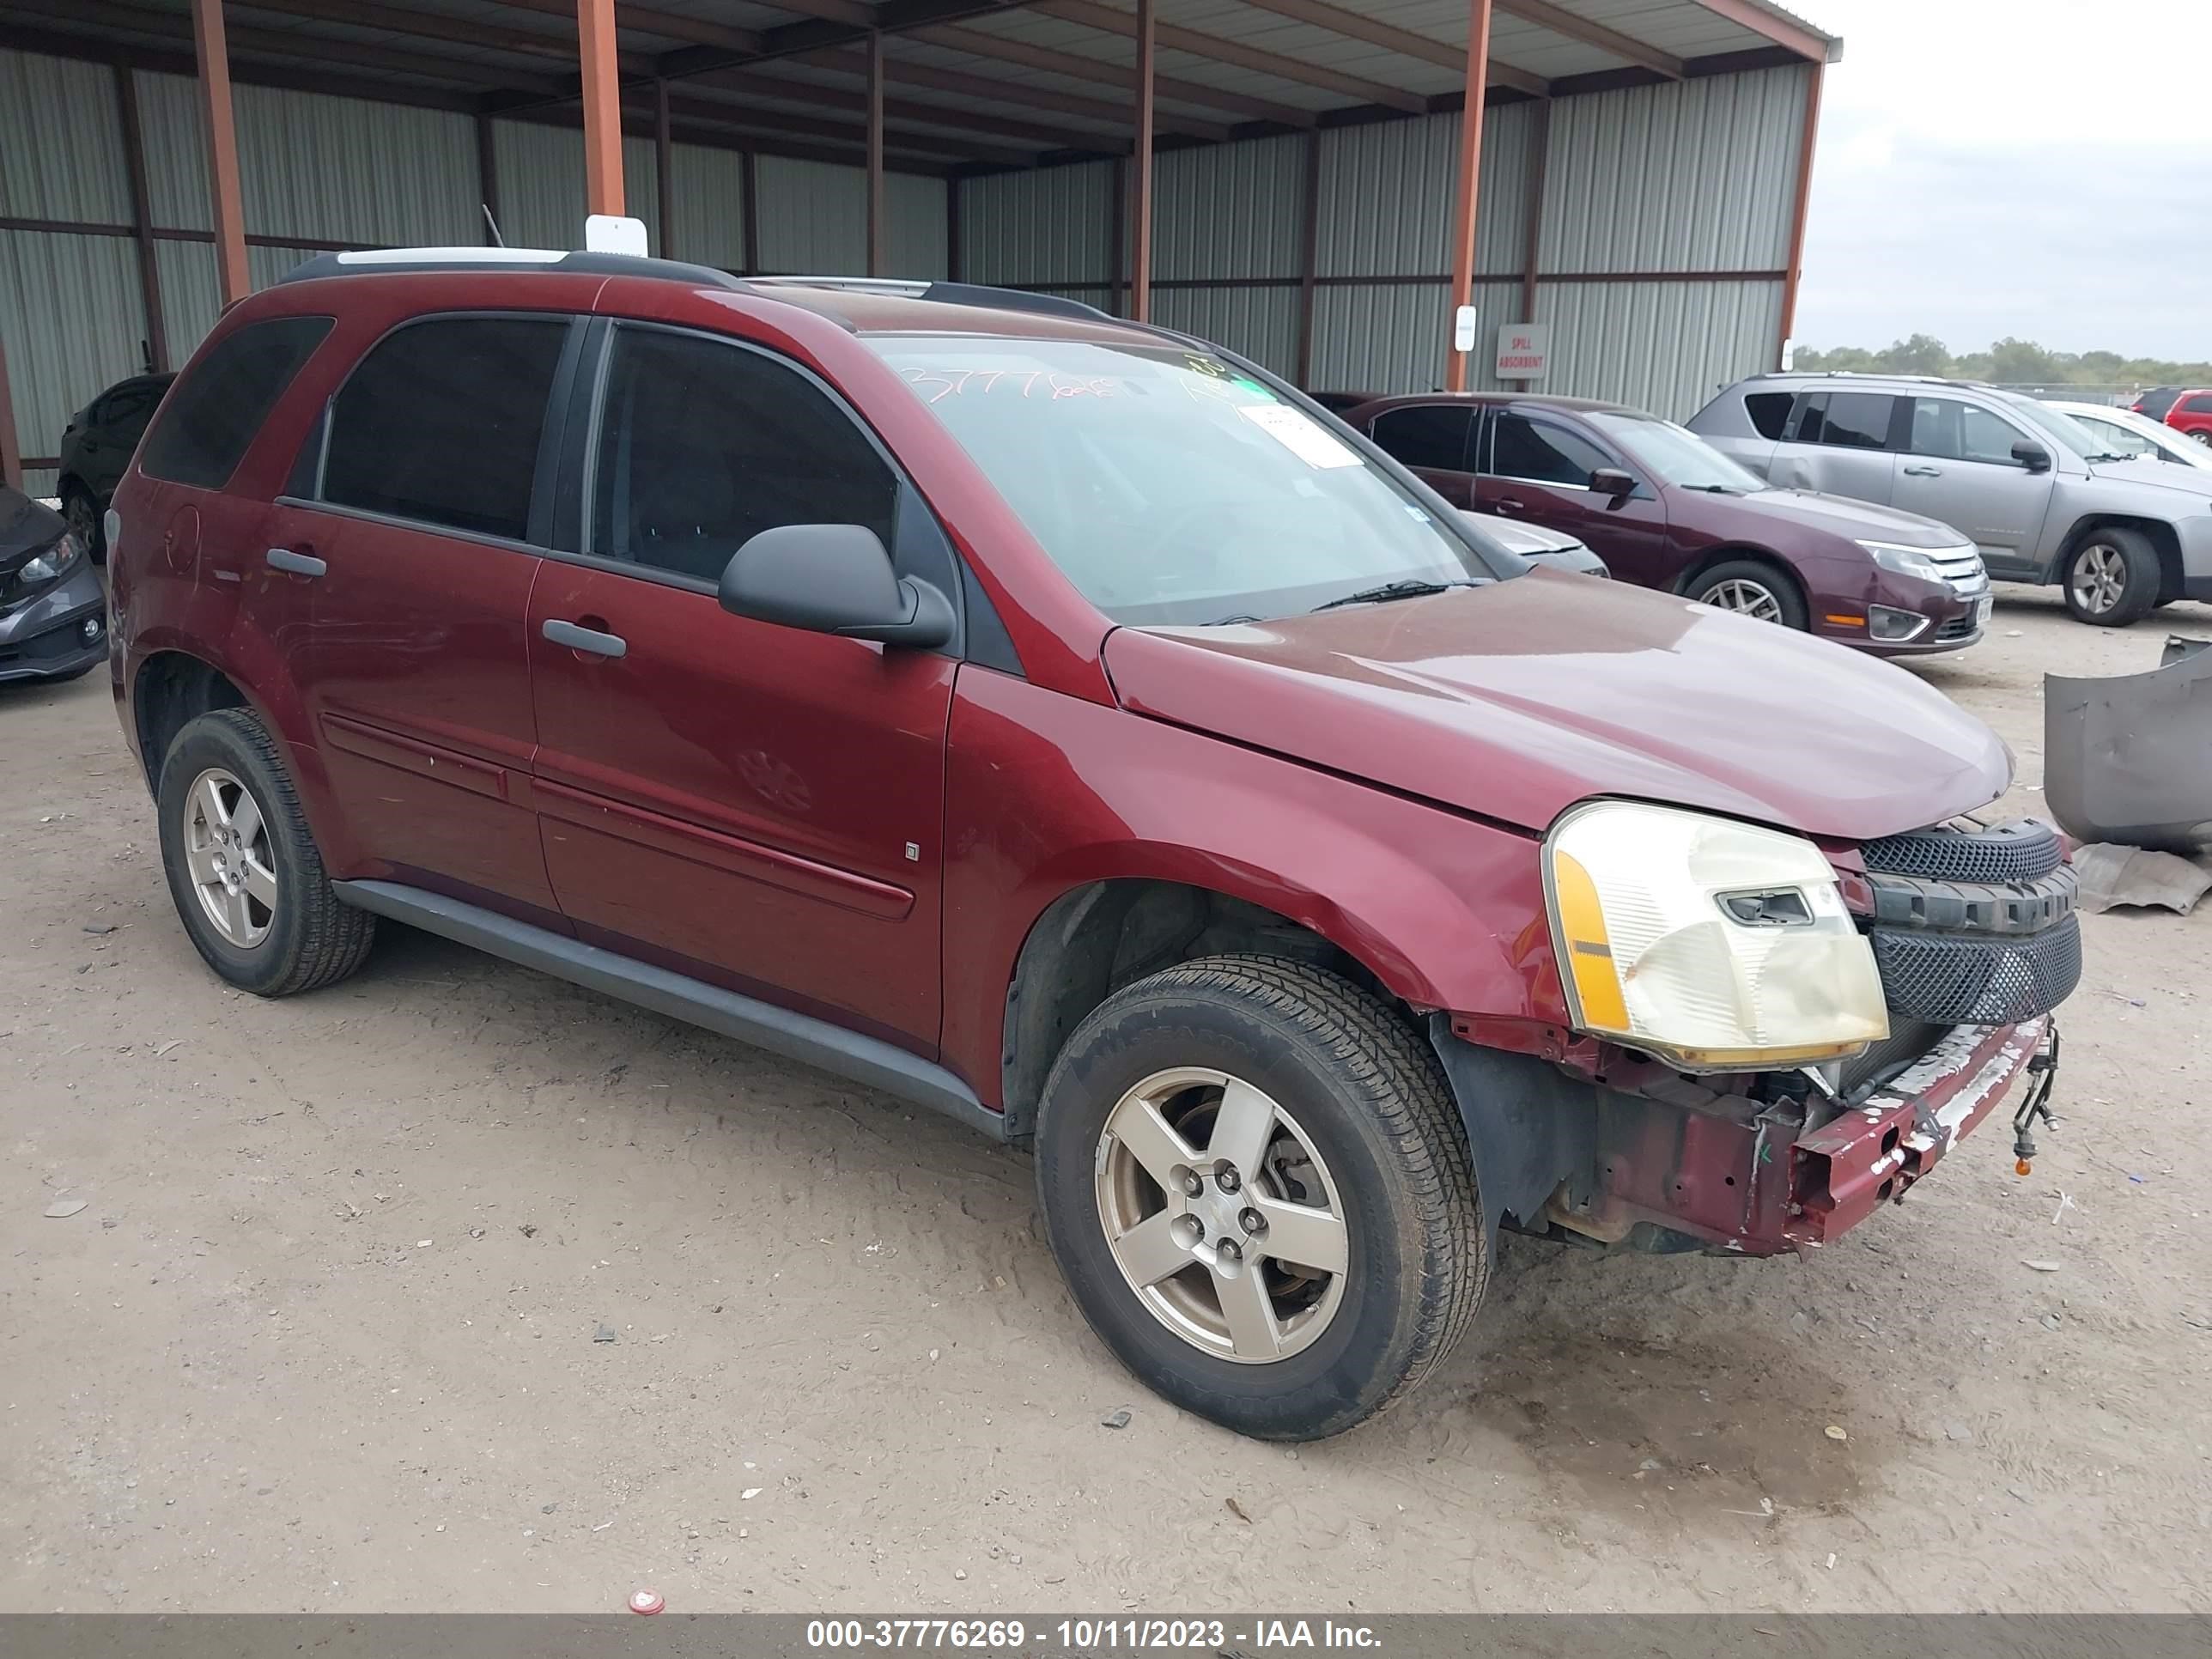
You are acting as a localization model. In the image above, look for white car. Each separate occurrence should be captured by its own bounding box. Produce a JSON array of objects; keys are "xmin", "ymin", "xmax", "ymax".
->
[{"xmin": 2049, "ymin": 400, "xmax": 2212, "ymax": 471}]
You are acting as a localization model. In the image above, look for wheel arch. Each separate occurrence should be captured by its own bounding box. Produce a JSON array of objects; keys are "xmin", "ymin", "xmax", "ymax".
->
[
  {"xmin": 2059, "ymin": 515, "xmax": 2183, "ymax": 604},
  {"xmin": 131, "ymin": 649, "xmax": 252, "ymax": 793},
  {"xmin": 1674, "ymin": 544, "xmax": 1807, "ymax": 604}
]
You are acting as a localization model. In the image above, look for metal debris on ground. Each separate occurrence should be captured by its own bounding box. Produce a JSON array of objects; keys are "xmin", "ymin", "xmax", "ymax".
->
[
  {"xmin": 2045, "ymin": 635, "xmax": 2212, "ymax": 854},
  {"xmin": 43, "ymin": 1196, "xmax": 88, "ymax": 1218},
  {"xmin": 82, "ymin": 923, "xmax": 116, "ymax": 934},
  {"xmin": 592, "ymin": 1323, "xmax": 617, "ymax": 1343},
  {"xmin": 2023, "ymin": 1260, "xmax": 2063, "ymax": 1273},
  {"xmin": 1099, "ymin": 1407, "xmax": 1132, "ymax": 1430},
  {"xmin": 2071, "ymin": 843, "xmax": 2212, "ymax": 915}
]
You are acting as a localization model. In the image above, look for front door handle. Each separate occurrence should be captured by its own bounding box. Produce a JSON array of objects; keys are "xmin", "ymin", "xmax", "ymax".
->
[
  {"xmin": 265, "ymin": 546, "xmax": 325, "ymax": 577},
  {"xmin": 1495, "ymin": 498, "xmax": 1525, "ymax": 514},
  {"xmin": 543, "ymin": 617, "xmax": 628, "ymax": 659},
  {"xmin": 1902, "ymin": 465, "xmax": 1943, "ymax": 477}
]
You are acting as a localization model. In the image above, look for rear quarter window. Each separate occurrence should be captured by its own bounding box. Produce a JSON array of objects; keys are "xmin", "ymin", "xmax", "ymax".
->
[
  {"xmin": 139, "ymin": 316, "xmax": 333, "ymax": 489},
  {"xmin": 1743, "ymin": 391, "xmax": 1795, "ymax": 441}
]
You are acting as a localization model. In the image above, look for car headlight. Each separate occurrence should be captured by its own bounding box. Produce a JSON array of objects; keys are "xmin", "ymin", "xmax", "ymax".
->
[
  {"xmin": 17, "ymin": 532, "xmax": 84, "ymax": 586},
  {"xmin": 1855, "ymin": 539, "xmax": 1949, "ymax": 585},
  {"xmin": 1544, "ymin": 800, "xmax": 1889, "ymax": 1071}
]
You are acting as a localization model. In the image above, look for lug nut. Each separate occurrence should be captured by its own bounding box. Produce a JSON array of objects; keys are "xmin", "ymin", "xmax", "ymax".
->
[
  {"xmin": 1181, "ymin": 1170, "xmax": 1204, "ymax": 1198},
  {"xmin": 1218, "ymin": 1240, "xmax": 1242, "ymax": 1264},
  {"xmin": 1216, "ymin": 1165, "xmax": 1240, "ymax": 1193},
  {"xmin": 1240, "ymin": 1207, "xmax": 1266, "ymax": 1234}
]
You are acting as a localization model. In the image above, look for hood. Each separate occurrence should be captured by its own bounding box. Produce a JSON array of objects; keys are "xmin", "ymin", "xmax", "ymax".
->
[
  {"xmin": 1104, "ymin": 569, "xmax": 2010, "ymax": 843},
  {"xmin": 0, "ymin": 487, "xmax": 68, "ymax": 569},
  {"xmin": 1467, "ymin": 513, "xmax": 1583, "ymax": 556},
  {"xmin": 1722, "ymin": 486, "xmax": 1972, "ymax": 548},
  {"xmin": 2085, "ymin": 454, "xmax": 2212, "ymax": 498}
]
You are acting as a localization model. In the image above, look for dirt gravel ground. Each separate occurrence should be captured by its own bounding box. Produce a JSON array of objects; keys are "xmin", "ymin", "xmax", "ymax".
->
[{"xmin": 3, "ymin": 586, "xmax": 2209, "ymax": 1616}]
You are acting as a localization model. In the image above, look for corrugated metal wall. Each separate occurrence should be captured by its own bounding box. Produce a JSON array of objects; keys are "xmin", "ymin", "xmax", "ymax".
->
[
  {"xmin": 958, "ymin": 160, "xmax": 1117, "ymax": 289},
  {"xmin": 1540, "ymin": 279, "xmax": 1786, "ymax": 417},
  {"xmin": 1315, "ymin": 101, "xmax": 1534, "ymax": 280},
  {"xmin": 748, "ymin": 157, "xmax": 947, "ymax": 278}
]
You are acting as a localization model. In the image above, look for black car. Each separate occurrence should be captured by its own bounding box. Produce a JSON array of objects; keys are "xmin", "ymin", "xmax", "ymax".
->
[
  {"xmin": 0, "ymin": 487, "xmax": 107, "ymax": 685},
  {"xmin": 58, "ymin": 372, "xmax": 173, "ymax": 559},
  {"xmin": 2132, "ymin": 386, "xmax": 2185, "ymax": 422}
]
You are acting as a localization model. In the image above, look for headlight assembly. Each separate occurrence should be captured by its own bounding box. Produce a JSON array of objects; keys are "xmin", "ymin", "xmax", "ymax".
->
[
  {"xmin": 1544, "ymin": 799, "xmax": 1888, "ymax": 1071},
  {"xmin": 1856, "ymin": 539, "xmax": 1948, "ymax": 585},
  {"xmin": 18, "ymin": 532, "xmax": 84, "ymax": 586}
]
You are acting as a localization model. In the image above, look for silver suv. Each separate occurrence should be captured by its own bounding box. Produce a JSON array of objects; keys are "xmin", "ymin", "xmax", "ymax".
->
[{"xmin": 1688, "ymin": 373, "xmax": 2212, "ymax": 625}]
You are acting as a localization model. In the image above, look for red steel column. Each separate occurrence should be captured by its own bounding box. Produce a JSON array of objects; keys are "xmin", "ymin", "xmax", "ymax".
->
[
  {"xmin": 1443, "ymin": 0, "xmax": 1495, "ymax": 392},
  {"xmin": 190, "ymin": 0, "xmax": 251, "ymax": 307},
  {"xmin": 577, "ymin": 0, "xmax": 624, "ymax": 216},
  {"xmin": 866, "ymin": 31, "xmax": 885, "ymax": 275},
  {"xmin": 1130, "ymin": 0, "xmax": 1156, "ymax": 321},
  {"xmin": 1776, "ymin": 60, "xmax": 1826, "ymax": 366}
]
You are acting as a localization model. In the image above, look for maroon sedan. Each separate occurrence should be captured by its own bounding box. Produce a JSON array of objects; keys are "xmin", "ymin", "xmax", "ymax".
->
[{"xmin": 1334, "ymin": 392, "xmax": 1991, "ymax": 655}]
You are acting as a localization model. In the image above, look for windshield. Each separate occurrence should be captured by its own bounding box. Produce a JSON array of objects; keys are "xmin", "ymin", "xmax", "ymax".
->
[
  {"xmin": 1997, "ymin": 392, "xmax": 2120, "ymax": 461},
  {"xmin": 872, "ymin": 337, "xmax": 1505, "ymax": 625},
  {"xmin": 2064, "ymin": 406, "xmax": 2212, "ymax": 468},
  {"xmin": 1585, "ymin": 411, "xmax": 1765, "ymax": 492}
]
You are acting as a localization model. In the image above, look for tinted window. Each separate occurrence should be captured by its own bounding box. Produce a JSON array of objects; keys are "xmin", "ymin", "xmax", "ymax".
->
[
  {"xmin": 592, "ymin": 325, "xmax": 896, "ymax": 584},
  {"xmin": 97, "ymin": 381, "xmax": 164, "ymax": 429},
  {"xmin": 1743, "ymin": 391, "xmax": 1795, "ymax": 440},
  {"xmin": 1489, "ymin": 413, "xmax": 1613, "ymax": 488},
  {"xmin": 321, "ymin": 316, "xmax": 567, "ymax": 542},
  {"xmin": 1793, "ymin": 391, "xmax": 1893, "ymax": 450},
  {"xmin": 140, "ymin": 317, "xmax": 331, "ymax": 489},
  {"xmin": 1909, "ymin": 398, "xmax": 2027, "ymax": 466},
  {"xmin": 1370, "ymin": 404, "xmax": 1474, "ymax": 471},
  {"xmin": 2184, "ymin": 394, "xmax": 2212, "ymax": 414}
]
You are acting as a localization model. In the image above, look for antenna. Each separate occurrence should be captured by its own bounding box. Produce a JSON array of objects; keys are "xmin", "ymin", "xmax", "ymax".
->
[{"xmin": 481, "ymin": 204, "xmax": 506, "ymax": 248}]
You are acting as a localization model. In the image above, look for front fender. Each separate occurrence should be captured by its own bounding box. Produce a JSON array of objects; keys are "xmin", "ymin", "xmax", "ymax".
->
[{"xmin": 939, "ymin": 668, "xmax": 1566, "ymax": 1107}]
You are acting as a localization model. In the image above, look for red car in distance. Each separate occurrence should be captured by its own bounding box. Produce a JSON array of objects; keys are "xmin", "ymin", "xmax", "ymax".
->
[{"xmin": 2161, "ymin": 389, "xmax": 2212, "ymax": 447}]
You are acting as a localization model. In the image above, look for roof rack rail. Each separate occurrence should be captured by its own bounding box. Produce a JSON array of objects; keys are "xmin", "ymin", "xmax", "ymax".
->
[
  {"xmin": 279, "ymin": 246, "xmax": 745, "ymax": 289},
  {"xmin": 749, "ymin": 276, "xmax": 1115, "ymax": 323}
]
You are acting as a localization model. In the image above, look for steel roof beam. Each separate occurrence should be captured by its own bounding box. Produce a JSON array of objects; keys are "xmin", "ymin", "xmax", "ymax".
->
[
  {"xmin": 1685, "ymin": 0, "xmax": 1832, "ymax": 61},
  {"xmin": 1231, "ymin": 0, "xmax": 1548, "ymax": 97},
  {"xmin": 232, "ymin": 0, "xmax": 653, "ymax": 76},
  {"xmin": 789, "ymin": 43, "xmax": 1236, "ymax": 142},
  {"xmin": 1034, "ymin": 0, "xmax": 1426, "ymax": 113},
  {"xmin": 1496, "ymin": 0, "xmax": 1681, "ymax": 77},
  {"xmin": 481, "ymin": 0, "xmax": 763, "ymax": 53},
  {"xmin": 914, "ymin": 23, "xmax": 1316, "ymax": 126},
  {"xmin": 688, "ymin": 63, "xmax": 1108, "ymax": 152}
]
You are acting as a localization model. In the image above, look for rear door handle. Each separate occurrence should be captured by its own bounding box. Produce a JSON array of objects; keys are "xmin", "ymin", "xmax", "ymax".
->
[
  {"xmin": 265, "ymin": 546, "xmax": 325, "ymax": 577},
  {"xmin": 542, "ymin": 618, "xmax": 628, "ymax": 659},
  {"xmin": 1902, "ymin": 465, "xmax": 1943, "ymax": 477}
]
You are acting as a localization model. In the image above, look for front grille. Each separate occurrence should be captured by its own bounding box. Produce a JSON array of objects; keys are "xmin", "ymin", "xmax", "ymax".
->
[
  {"xmin": 1862, "ymin": 818, "xmax": 2064, "ymax": 884},
  {"xmin": 1869, "ymin": 917, "xmax": 2081, "ymax": 1025}
]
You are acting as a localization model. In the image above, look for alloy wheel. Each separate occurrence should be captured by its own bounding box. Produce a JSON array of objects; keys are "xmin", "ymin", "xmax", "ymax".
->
[
  {"xmin": 182, "ymin": 767, "xmax": 277, "ymax": 948},
  {"xmin": 1703, "ymin": 577, "xmax": 1784, "ymax": 623},
  {"xmin": 64, "ymin": 491, "xmax": 98, "ymax": 553},
  {"xmin": 1094, "ymin": 1067, "xmax": 1349, "ymax": 1364},
  {"xmin": 2069, "ymin": 544, "xmax": 2128, "ymax": 616}
]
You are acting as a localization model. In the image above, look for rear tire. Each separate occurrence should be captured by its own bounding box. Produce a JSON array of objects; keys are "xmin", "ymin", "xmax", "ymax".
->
[
  {"xmin": 1034, "ymin": 955, "xmax": 1486, "ymax": 1441},
  {"xmin": 1686, "ymin": 558, "xmax": 1809, "ymax": 630},
  {"xmin": 2061, "ymin": 527, "xmax": 2160, "ymax": 626},
  {"xmin": 156, "ymin": 708, "xmax": 375, "ymax": 997}
]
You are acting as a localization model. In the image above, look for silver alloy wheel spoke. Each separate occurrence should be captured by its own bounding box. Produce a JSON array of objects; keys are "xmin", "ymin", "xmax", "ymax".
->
[
  {"xmin": 1110, "ymin": 1210, "xmax": 1194, "ymax": 1288},
  {"xmin": 1206, "ymin": 1077, "xmax": 1277, "ymax": 1180},
  {"xmin": 185, "ymin": 839, "xmax": 222, "ymax": 886},
  {"xmin": 229, "ymin": 790, "xmax": 264, "ymax": 848},
  {"xmin": 1214, "ymin": 1261, "xmax": 1282, "ymax": 1361},
  {"xmin": 1249, "ymin": 1195, "xmax": 1348, "ymax": 1276},
  {"xmin": 182, "ymin": 767, "xmax": 275, "ymax": 950},
  {"xmin": 1709, "ymin": 579, "xmax": 1781, "ymax": 623},
  {"xmin": 192, "ymin": 775, "xmax": 231, "ymax": 835},
  {"xmin": 240, "ymin": 854, "xmax": 279, "ymax": 908},
  {"xmin": 1106, "ymin": 1094, "xmax": 1200, "ymax": 1191}
]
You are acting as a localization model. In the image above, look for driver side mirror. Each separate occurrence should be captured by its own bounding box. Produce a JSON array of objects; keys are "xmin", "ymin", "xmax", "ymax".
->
[
  {"xmin": 2011, "ymin": 441, "xmax": 2052, "ymax": 473},
  {"xmin": 1589, "ymin": 467, "xmax": 1637, "ymax": 501},
  {"xmin": 718, "ymin": 523, "xmax": 955, "ymax": 648}
]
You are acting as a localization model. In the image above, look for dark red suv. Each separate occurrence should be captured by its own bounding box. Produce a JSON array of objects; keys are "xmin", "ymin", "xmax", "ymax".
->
[
  {"xmin": 1336, "ymin": 392, "xmax": 1992, "ymax": 654},
  {"xmin": 110, "ymin": 252, "xmax": 2077, "ymax": 1440}
]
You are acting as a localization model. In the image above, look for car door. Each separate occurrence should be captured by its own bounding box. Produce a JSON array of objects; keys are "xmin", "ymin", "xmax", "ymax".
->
[
  {"xmin": 1767, "ymin": 390, "xmax": 1900, "ymax": 504},
  {"xmin": 1474, "ymin": 408, "xmax": 1672, "ymax": 588},
  {"xmin": 526, "ymin": 319, "xmax": 956, "ymax": 1051},
  {"xmin": 259, "ymin": 311, "xmax": 577, "ymax": 919},
  {"xmin": 1890, "ymin": 395, "xmax": 2054, "ymax": 577},
  {"xmin": 1366, "ymin": 403, "xmax": 1478, "ymax": 507}
]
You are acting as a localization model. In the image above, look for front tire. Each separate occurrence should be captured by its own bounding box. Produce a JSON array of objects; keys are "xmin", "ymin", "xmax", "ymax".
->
[
  {"xmin": 2062, "ymin": 527, "xmax": 2160, "ymax": 626},
  {"xmin": 156, "ymin": 708, "xmax": 375, "ymax": 996},
  {"xmin": 1034, "ymin": 956, "xmax": 1486, "ymax": 1441},
  {"xmin": 61, "ymin": 485, "xmax": 103, "ymax": 563},
  {"xmin": 1686, "ymin": 558, "xmax": 1809, "ymax": 629}
]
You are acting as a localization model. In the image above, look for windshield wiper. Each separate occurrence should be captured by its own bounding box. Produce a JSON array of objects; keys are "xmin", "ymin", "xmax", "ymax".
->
[
  {"xmin": 1311, "ymin": 578, "xmax": 1471, "ymax": 613},
  {"xmin": 1679, "ymin": 483, "xmax": 1745, "ymax": 493}
]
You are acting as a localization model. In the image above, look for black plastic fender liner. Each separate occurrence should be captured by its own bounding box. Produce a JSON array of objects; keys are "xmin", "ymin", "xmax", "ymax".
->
[{"xmin": 1425, "ymin": 1017, "xmax": 1601, "ymax": 1243}]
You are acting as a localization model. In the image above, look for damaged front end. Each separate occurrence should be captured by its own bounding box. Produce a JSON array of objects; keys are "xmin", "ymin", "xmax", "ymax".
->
[{"xmin": 1432, "ymin": 817, "xmax": 2079, "ymax": 1255}]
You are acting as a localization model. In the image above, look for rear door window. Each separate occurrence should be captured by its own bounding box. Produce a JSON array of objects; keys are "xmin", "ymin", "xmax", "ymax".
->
[
  {"xmin": 139, "ymin": 316, "xmax": 332, "ymax": 489},
  {"xmin": 1743, "ymin": 391, "xmax": 1795, "ymax": 440},
  {"xmin": 1370, "ymin": 404, "xmax": 1474, "ymax": 471},
  {"xmin": 2183, "ymin": 393, "xmax": 2212, "ymax": 415},
  {"xmin": 1790, "ymin": 391, "xmax": 1896, "ymax": 450},
  {"xmin": 1487, "ymin": 413, "xmax": 1613, "ymax": 489},
  {"xmin": 320, "ymin": 315, "xmax": 570, "ymax": 543}
]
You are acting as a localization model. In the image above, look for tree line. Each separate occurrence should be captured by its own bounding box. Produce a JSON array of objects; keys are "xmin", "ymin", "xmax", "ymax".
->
[{"xmin": 1796, "ymin": 335, "xmax": 2212, "ymax": 389}]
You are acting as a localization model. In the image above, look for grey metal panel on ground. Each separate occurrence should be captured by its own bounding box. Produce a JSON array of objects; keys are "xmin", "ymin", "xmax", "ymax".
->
[
  {"xmin": 1316, "ymin": 103, "xmax": 1534, "ymax": 280},
  {"xmin": 888, "ymin": 174, "xmax": 951, "ymax": 281},
  {"xmin": 1540, "ymin": 65, "xmax": 1810, "ymax": 275},
  {"xmin": 231, "ymin": 87, "xmax": 478, "ymax": 247},
  {"xmin": 754, "ymin": 156, "xmax": 866, "ymax": 274},
  {"xmin": 0, "ymin": 230, "xmax": 149, "ymax": 489},
  {"xmin": 957, "ymin": 161, "xmax": 1115, "ymax": 289},
  {"xmin": 1151, "ymin": 285, "xmax": 1300, "ymax": 378},
  {"xmin": 1535, "ymin": 278, "xmax": 1784, "ymax": 418},
  {"xmin": 668, "ymin": 143, "xmax": 748, "ymax": 270},
  {"xmin": 1, "ymin": 52, "xmax": 131, "ymax": 224},
  {"xmin": 1308, "ymin": 278, "xmax": 1520, "ymax": 396},
  {"xmin": 1153, "ymin": 132, "xmax": 1304, "ymax": 283},
  {"xmin": 493, "ymin": 122, "xmax": 659, "ymax": 253}
]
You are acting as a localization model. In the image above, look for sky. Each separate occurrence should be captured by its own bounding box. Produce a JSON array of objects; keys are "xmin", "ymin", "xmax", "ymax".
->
[{"xmin": 1792, "ymin": 0, "xmax": 2212, "ymax": 360}]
